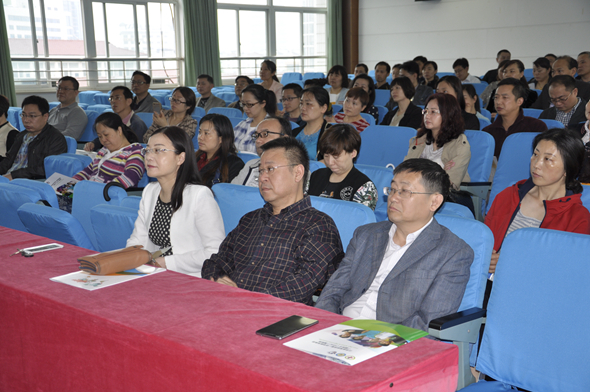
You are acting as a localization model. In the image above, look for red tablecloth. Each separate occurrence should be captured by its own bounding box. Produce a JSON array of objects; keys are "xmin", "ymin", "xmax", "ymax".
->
[{"xmin": 0, "ymin": 226, "xmax": 458, "ymax": 392}]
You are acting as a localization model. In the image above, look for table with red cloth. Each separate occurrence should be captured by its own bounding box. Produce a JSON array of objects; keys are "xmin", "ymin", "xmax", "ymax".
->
[{"xmin": 0, "ymin": 226, "xmax": 459, "ymax": 392}]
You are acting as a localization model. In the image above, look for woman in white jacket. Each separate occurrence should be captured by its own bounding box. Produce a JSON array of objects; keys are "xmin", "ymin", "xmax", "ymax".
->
[{"xmin": 127, "ymin": 126, "xmax": 225, "ymax": 277}]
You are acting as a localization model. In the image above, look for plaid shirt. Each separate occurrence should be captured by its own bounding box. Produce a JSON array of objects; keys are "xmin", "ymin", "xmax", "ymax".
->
[
  {"xmin": 555, "ymin": 97, "xmax": 582, "ymax": 126},
  {"xmin": 201, "ymin": 196, "xmax": 344, "ymax": 304}
]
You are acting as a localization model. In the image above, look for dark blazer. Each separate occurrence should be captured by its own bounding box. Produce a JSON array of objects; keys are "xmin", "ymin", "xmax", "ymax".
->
[
  {"xmin": 315, "ymin": 219, "xmax": 473, "ymax": 331},
  {"xmin": 380, "ymin": 102, "xmax": 423, "ymax": 129},
  {"xmin": 532, "ymin": 80, "xmax": 590, "ymax": 110},
  {"xmin": 539, "ymin": 98, "xmax": 588, "ymax": 127},
  {"xmin": 199, "ymin": 153, "xmax": 245, "ymax": 188}
]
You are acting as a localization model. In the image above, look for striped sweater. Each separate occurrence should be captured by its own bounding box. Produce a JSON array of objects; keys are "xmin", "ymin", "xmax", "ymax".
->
[{"xmin": 73, "ymin": 143, "xmax": 145, "ymax": 188}]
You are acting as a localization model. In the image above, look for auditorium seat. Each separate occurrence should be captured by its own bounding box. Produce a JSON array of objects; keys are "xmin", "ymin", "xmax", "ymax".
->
[
  {"xmin": 523, "ymin": 108, "xmax": 543, "ymax": 119},
  {"xmin": 539, "ymin": 119, "xmax": 565, "ymax": 129},
  {"xmin": 281, "ymin": 72, "xmax": 303, "ymax": 84},
  {"xmin": 90, "ymin": 204, "xmax": 139, "ymax": 252},
  {"xmin": 80, "ymin": 110, "xmax": 100, "ymax": 142},
  {"xmin": 0, "ymin": 183, "xmax": 45, "ymax": 232},
  {"xmin": 12, "ymin": 178, "xmax": 59, "ymax": 209},
  {"xmin": 135, "ymin": 112, "xmax": 154, "ymax": 128},
  {"xmin": 65, "ymin": 136, "xmax": 77, "ymax": 154},
  {"xmin": 208, "ymin": 107, "xmax": 243, "ymax": 118},
  {"xmin": 374, "ymin": 90, "xmax": 390, "ymax": 107},
  {"xmin": 360, "ymin": 113, "xmax": 376, "ymax": 127},
  {"xmin": 44, "ymin": 153, "xmax": 92, "ymax": 178},
  {"xmin": 356, "ymin": 125, "xmax": 417, "ymax": 168},
  {"xmin": 461, "ymin": 130, "xmax": 495, "ymax": 221}
]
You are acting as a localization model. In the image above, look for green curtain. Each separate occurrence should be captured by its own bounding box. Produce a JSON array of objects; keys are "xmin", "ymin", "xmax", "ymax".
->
[
  {"xmin": 183, "ymin": 0, "xmax": 222, "ymax": 87},
  {"xmin": 0, "ymin": 4, "xmax": 17, "ymax": 105},
  {"xmin": 327, "ymin": 0, "xmax": 343, "ymax": 68}
]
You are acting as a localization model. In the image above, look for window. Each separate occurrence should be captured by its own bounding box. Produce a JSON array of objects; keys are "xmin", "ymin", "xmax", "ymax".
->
[
  {"xmin": 3, "ymin": 0, "xmax": 182, "ymax": 91},
  {"xmin": 217, "ymin": 0, "xmax": 327, "ymax": 82}
]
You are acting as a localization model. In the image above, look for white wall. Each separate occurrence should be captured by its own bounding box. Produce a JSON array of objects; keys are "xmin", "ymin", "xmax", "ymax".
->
[{"xmin": 359, "ymin": 0, "xmax": 590, "ymax": 76}]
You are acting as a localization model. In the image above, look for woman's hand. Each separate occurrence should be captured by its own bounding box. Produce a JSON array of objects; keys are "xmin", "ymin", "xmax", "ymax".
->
[
  {"xmin": 489, "ymin": 250, "xmax": 499, "ymax": 273},
  {"xmin": 84, "ymin": 142, "xmax": 95, "ymax": 151},
  {"xmin": 444, "ymin": 160, "xmax": 456, "ymax": 171},
  {"xmin": 154, "ymin": 256, "xmax": 167, "ymax": 269},
  {"xmin": 153, "ymin": 110, "xmax": 168, "ymax": 127}
]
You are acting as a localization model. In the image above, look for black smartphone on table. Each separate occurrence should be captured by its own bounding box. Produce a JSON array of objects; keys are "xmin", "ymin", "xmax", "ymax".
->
[{"xmin": 256, "ymin": 315, "xmax": 318, "ymax": 340}]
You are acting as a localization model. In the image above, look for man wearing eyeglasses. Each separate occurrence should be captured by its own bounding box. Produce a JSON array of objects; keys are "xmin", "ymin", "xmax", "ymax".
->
[
  {"xmin": 195, "ymin": 74, "xmax": 225, "ymax": 113},
  {"xmin": 231, "ymin": 116, "xmax": 292, "ymax": 187},
  {"xmin": 532, "ymin": 55, "xmax": 590, "ymax": 110},
  {"xmin": 202, "ymin": 137, "xmax": 344, "ymax": 305},
  {"xmin": 540, "ymin": 75, "xmax": 587, "ymax": 128},
  {"xmin": 130, "ymin": 71, "xmax": 160, "ymax": 113},
  {"xmin": 48, "ymin": 76, "xmax": 88, "ymax": 140},
  {"xmin": 0, "ymin": 96, "xmax": 67, "ymax": 180},
  {"xmin": 316, "ymin": 159, "xmax": 473, "ymax": 332}
]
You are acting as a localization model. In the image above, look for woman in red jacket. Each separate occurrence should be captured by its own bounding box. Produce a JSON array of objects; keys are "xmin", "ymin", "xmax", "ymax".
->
[{"xmin": 485, "ymin": 128, "xmax": 590, "ymax": 274}]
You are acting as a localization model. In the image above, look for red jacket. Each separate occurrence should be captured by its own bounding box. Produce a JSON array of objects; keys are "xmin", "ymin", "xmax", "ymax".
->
[{"xmin": 485, "ymin": 179, "xmax": 590, "ymax": 251}]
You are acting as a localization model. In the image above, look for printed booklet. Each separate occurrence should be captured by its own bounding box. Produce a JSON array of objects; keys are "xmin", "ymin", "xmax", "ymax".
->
[
  {"xmin": 284, "ymin": 319, "xmax": 428, "ymax": 366},
  {"xmin": 51, "ymin": 265, "xmax": 165, "ymax": 291}
]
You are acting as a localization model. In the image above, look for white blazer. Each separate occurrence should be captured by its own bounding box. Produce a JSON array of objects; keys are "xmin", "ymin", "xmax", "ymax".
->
[{"xmin": 126, "ymin": 182, "xmax": 225, "ymax": 277}]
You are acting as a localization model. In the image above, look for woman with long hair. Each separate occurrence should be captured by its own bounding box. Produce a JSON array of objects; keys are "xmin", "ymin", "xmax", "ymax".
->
[
  {"xmin": 293, "ymin": 86, "xmax": 332, "ymax": 160},
  {"xmin": 127, "ymin": 126, "xmax": 225, "ymax": 277},
  {"xmin": 462, "ymin": 84, "xmax": 489, "ymax": 123},
  {"xmin": 258, "ymin": 59, "xmax": 282, "ymax": 104},
  {"xmin": 233, "ymin": 84, "xmax": 277, "ymax": 153},
  {"xmin": 326, "ymin": 65, "xmax": 350, "ymax": 105},
  {"xmin": 143, "ymin": 87, "xmax": 199, "ymax": 143},
  {"xmin": 196, "ymin": 113, "xmax": 244, "ymax": 187},
  {"xmin": 436, "ymin": 75, "xmax": 480, "ymax": 130}
]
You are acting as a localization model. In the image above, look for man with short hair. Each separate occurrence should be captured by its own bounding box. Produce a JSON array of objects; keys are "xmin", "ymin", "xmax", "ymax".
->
[
  {"xmin": 48, "ymin": 76, "xmax": 88, "ymax": 140},
  {"xmin": 130, "ymin": 70, "xmax": 160, "ymax": 113},
  {"xmin": 385, "ymin": 61, "xmax": 433, "ymax": 110},
  {"xmin": 196, "ymin": 74, "xmax": 225, "ymax": 113},
  {"xmin": 231, "ymin": 116, "xmax": 292, "ymax": 187},
  {"xmin": 484, "ymin": 78, "xmax": 547, "ymax": 158},
  {"xmin": 202, "ymin": 137, "xmax": 344, "ymax": 305},
  {"xmin": 576, "ymin": 51, "xmax": 590, "ymax": 83},
  {"xmin": 374, "ymin": 62, "xmax": 391, "ymax": 90},
  {"xmin": 532, "ymin": 55, "xmax": 590, "ymax": 109},
  {"xmin": 453, "ymin": 58, "xmax": 481, "ymax": 84},
  {"xmin": 281, "ymin": 83, "xmax": 305, "ymax": 126},
  {"xmin": 0, "ymin": 95, "xmax": 18, "ymax": 162},
  {"xmin": 315, "ymin": 159, "xmax": 473, "ymax": 331},
  {"xmin": 482, "ymin": 50, "xmax": 511, "ymax": 84},
  {"xmin": 0, "ymin": 96, "xmax": 67, "ymax": 179},
  {"xmin": 540, "ymin": 75, "xmax": 587, "ymax": 127},
  {"xmin": 354, "ymin": 63, "xmax": 368, "ymax": 76},
  {"xmin": 228, "ymin": 75, "xmax": 254, "ymax": 113}
]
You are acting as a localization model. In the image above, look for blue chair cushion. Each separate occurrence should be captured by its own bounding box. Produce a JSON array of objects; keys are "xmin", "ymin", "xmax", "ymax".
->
[
  {"xmin": 0, "ymin": 184, "xmax": 42, "ymax": 231},
  {"xmin": 90, "ymin": 205, "xmax": 139, "ymax": 252},
  {"xmin": 12, "ymin": 178, "xmax": 59, "ymax": 208}
]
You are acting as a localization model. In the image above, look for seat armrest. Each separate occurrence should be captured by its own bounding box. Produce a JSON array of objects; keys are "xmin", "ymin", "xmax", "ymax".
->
[
  {"xmin": 428, "ymin": 308, "xmax": 486, "ymax": 343},
  {"xmin": 460, "ymin": 181, "xmax": 492, "ymax": 187},
  {"xmin": 429, "ymin": 307, "xmax": 486, "ymax": 331}
]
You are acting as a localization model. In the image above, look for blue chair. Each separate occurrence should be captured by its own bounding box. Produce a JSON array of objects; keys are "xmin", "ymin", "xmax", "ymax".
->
[
  {"xmin": 78, "ymin": 103, "xmax": 88, "ymax": 110},
  {"xmin": 65, "ymin": 136, "xmax": 77, "ymax": 154},
  {"xmin": 0, "ymin": 184, "xmax": 44, "ymax": 231},
  {"xmin": 7, "ymin": 107, "xmax": 23, "ymax": 131},
  {"xmin": 192, "ymin": 107, "xmax": 206, "ymax": 119},
  {"xmin": 135, "ymin": 112, "xmax": 154, "ymax": 129},
  {"xmin": 486, "ymin": 132, "xmax": 540, "ymax": 213},
  {"xmin": 356, "ymin": 125, "xmax": 417, "ymax": 168},
  {"xmin": 461, "ymin": 130, "xmax": 495, "ymax": 220},
  {"xmin": 460, "ymin": 228, "xmax": 590, "ymax": 391},
  {"xmin": 0, "ymin": 176, "xmax": 8, "ymax": 183},
  {"xmin": 309, "ymin": 160, "xmax": 326, "ymax": 173},
  {"xmin": 368, "ymin": 70, "xmax": 375, "ymax": 77},
  {"xmin": 479, "ymin": 109, "xmax": 492, "ymax": 121},
  {"xmin": 208, "ymin": 107, "xmax": 243, "ymax": 118},
  {"xmin": 12, "ymin": 179, "xmax": 59, "ymax": 208},
  {"xmin": 375, "ymin": 105, "xmax": 388, "ymax": 124},
  {"xmin": 44, "ymin": 154, "xmax": 92, "ymax": 178},
  {"xmin": 78, "ymin": 91, "xmax": 101, "ymax": 105},
  {"xmin": 539, "ymin": 118, "xmax": 565, "ymax": 129},
  {"xmin": 290, "ymin": 121, "xmax": 299, "ymax": 130},
  {"xmin": 121, "ymin": 195, "xmax": 142, "ymax": 211},
  {"xmin": 437, "ymin": 202, "xmax": 475, "ymax": 219},
  {"xmin": 212, "ymin": 183, "xmax": 264, "ymax": 235},
  {"xmin": 332, "ymin": 104, "xmax": 342, "ymax": 114},
  {"xmin": 86, "ymin": 104, "xmax": 111, "ymax": 114},
  {"xmin": 281, "ymin": 72, "xmax": 303, "ymax": 84},
  {"xmin": 237, "ymin": 151, "xmax": 258, "ymax": 164},
  {"xmin": 374, "ymin": 90, "xmax": 390, "ymax": 107},
  {"xmin": 93, "ymin": 93, "xmax": 110, "ymax": 105},
  {"xmin": 478, "ymin": 117, "xmax": 491, "ymax": 131},
  {"xmin": 90, "ymin": 204, "xmax": 139, "ymax": 252},
  {"xmin": 17, "ymin": 203, "xmax": 96, "ymax": 250},
  {"xmin": 48, "ymin": 102, "xmax": 60, "ymax": 110},
  {"xmin": 523, "ymin": 68, "xmax": 534, "ymax": 81},
  {"xmin": 302, "ymin": 72, "xmax": 325, "ymax": 82},
  {"xmin": 465, "ymin": 82, "xmax": 488, "ymax": 97},
  {"xmin": 229, "ymin": 117, "xmax": 244, "ymax": 129},
  {"xmin": 80, "ymin": 110, "xmax": 100, "ymax": 142},
  {"xmin": 359, "ymin": 113, "xmax": 376, "ymax": 127},
  {"xmin": 355, "ymin": 163, "xmax": 393, "ymax": 210},
  {"xmin": 580, "ymin": 185, "xmax": 590, "ymax": 213},
  {"xmin": 217, "ymin": 92, "xmax": 239, "ymax": 105},
  {"xmin": 523, "ymin": 108, "xmax": 543, "ymax": 119}
]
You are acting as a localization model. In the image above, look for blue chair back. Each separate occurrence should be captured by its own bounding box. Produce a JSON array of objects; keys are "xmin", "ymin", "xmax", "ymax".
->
[
  {"xmin": 80, "ymin": 110, "xmax": 100, "ymax": 142},
  {"xmin": 464, "ymin": 130, "xmax": 495, "ymax": 183},
  {"xmin": 12, "ymin": 179, "xmax": 59, "ymax": 208},
  {"xmin": 78, "ymin": 91, "xmax": 100, "ymax": 105},
  {"xmin": 471, "ymin": 229, "xmax": 590, "ymax": 391},
  {"xmin": 355, "ymin": 163, "xmax": 393, "ymax": 210},
  {"xmin": 86, "ymin": 104, "xmax": 111, "ymax": 114},
  {"xmin": 375, "ymin": 105, "xmax": 388, "ymax": 124},
  {"xmin": 49, "ymin": 102, "xmax": 60, "ymax": 110},
  {"xmin": 229, "ymin": 117, "xmax": 244, "ymax": 129},
  {"xmin": 356, "ymin": 125, "xmax": 417, "ymax": 168},
  {"xmin": 478, "ymin": 117, "xmax": 491, "ymax": 131},
  {"xmin": 191, "ymin": 107, "xmax": 206, "ymax": 118},
  {"xmin": 465, "ymin": 82, "xmax": 488, "ymax": 97},
  {"xmin": 281, "ymin": 72, "xmax": 303, "ymax": 84},
  {"xmin": 539, "ymin": 119, "xmax": 565, "ymax": 129},
  {"xmin": 437, "ymin": 202, "xmax": 474, "ymax": 220},
  {"xmin": 374, "ymin": 90, "xmax": 390, "ymax": 107},
  {"xmin": 17, "ymin": 203, "xmax": 96, "ymax": 250},
  {"xmin": 121, "ymin": 195, "xmax": 142, "ymax": 211},
  {"xmin": 90, "ymin": 205, "xmax": 139, "ymax": 252},
  {"xmin": 237, "ymin": 151, "xmax": 258, "ymax": 164},
  {"xmin": 208, "ymin": 107, "xmax": 243, "ymax": 118},
  {"xmin": 135, "ymin": 112, "xmax": 153, "ymax": 128},
  {"xmin": 302, "ymin": 72, "xmax": 326, "ymax": 81},
  {"xmin": 435, "ymin": 215, "xmax": 492, "ymax": 311},
  {"xmin": 44, "ymin": 153, "xmax": 92, "ymax": 178},
  {"xmin": 359, "ymin": 113, "xmax": 376, "ymax": 127},
  {"xmin": 217, "ymin": 92, "xmax": 239, "ymax": 104},
  {"xmin": 212, "ymin": 183, "xmax": 264, "ymax": 235},
  {"xmin": 93, "ymin": 93, "xmax": 110, "ymax": 105},
  {"xmin": 309, "ymin": 160, "xmax": 326, "ymax": 173},
  {"xmin": 523, "ymin": 108, "xmax": 543, "ymax": 119},
  {"xmin": 290, "ymin": 121, "xmax": 299, "ymax": 130},
  {"xmin": 65, "ymin": 136, "xmax": 77, "ymax": 154},
  {"xmin": 0, "ymin": 184, "xmax": 43, "ymax": 231},
  {"xmin": 479, "ymin": 108, "xmax": 492, "ymax": 121},
  {"xmin": 332, "ymin": 104, "xmax": 342, "ymax": 114},
  {"xmin": 0, "ymin": 176, "xmax": 8, "ymax": 183},
  {"xmin": 581, "ymin": 185, "xmax": 590, "ymax": 213},
  {"xmin": 523, "ymin": 68, "xmax": 534, "ymax": 80},
  {"xmin": 7, "ymin": 107, "xmax": 23, "ymax": 131},
  {"xmin": 486, "ymin": 132, "xmax": 539, "ymax": 213}
]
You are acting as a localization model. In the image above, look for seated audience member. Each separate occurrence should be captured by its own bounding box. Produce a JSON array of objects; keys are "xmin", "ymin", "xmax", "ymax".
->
[
  {"xmin": 413, "ymin": 55, "xmax": 428, "ymax": 85},
  {"xmin": 576, "ymin": 51, "xmax": 590, "ymax": 83},
  {"xmin": 350, "ymin": 74, "xmax": 379, "ymax": 123},
  {"xmin": 573, "ymin": 100, "xmax": 590, "ymax": 141},
  {"xmin": 304, "ymin": 78, "xmax": 328, "ymax": 89},
  {"xmin": 195, "ymin": 113, "xmax": 244, "ymax": 187},
  {"xmin": 453, "ymin": 58, "xmax": 481, "ymax": 84},
  {"xmin": 405, "ymin": 93, "xmax": 471, "ymax": 191},
  {"xmin": 293, "ymin": 86, "xmax": 331, "ymax": 160},
  {"xmin": 0, "ymin": 95, "xmax": 18, "ymax": 162},
  {"xmin": 483, "ymin": 78, "xmax": 548, "ymax": 158},
  {"xmin": 436, "ymin": 76, "xmax": 480, "ymax": 130},
  {"xmin": 334, "ymin": 88, "xmax": 371, "ymax": 132},
  {"xmin": 315, "ymin": 158, "xmax": 473, "ymax": 331},
  {"xmin": 487, "ymin": 60, "xmax": 538, "ymax": 113},
  {"xmin": 576, "ymin": 101, "xmax": 590, "ymax": 183},
  {"xmin": 463, "ymin": 84, "xmax": 489, "ymax": 122},
  {"xmin": 540, "ymin": 75, "xmax": 587, "ymax": 128},
  {"xmin": 529, "ymin": 57, "xmax": 552, "ymax": 91},
  {"xmin": 482, "ymin": 49, "xmax": 511, "ymax": 84},
  {"xmin": 381, "ymin": 77, "xmax": 423, "ymax": 129},
  {"xmin": 421, "ymin": 61, "xmax": 439, "ymax": 89},
  {"xmin": 545, "ymin": 53, "xmax": 557, "ymax": 65},
  {"xmin": 130, "ymin": 71, "xmax": 160, "ymax": 113},
  {"xmin": 326, "ymin": 65, "xmax": 349, "ymax": 105},
  {"xmin": 485, "ymin": 128, "xmax": 590, "ymax": 276},
  {"xmin": 144, "ymin": 87, "xmax": 199, "ymax": 143},
  {"xmin": 202, "ymin": 137, "xmax": 344, "ymax": 305},
  {"xmin": 533, "ymin": 55, "xmax": 590, "ymax": 109},
  {"xmin": 48, "ymin": 76, "xmax": 88, "ymax": 140},
  {"xmin": 386, "ymin": 61, "xmax": 433, "ymax": 108},
  {"xmin": 258, "ymin": 59, "xmax": 283, "ymax": 104},
  {"xmin": 84, "ymin": 86, "xmax": 148, "ymax": 151},
  {"xmin": 281, "ymin": 83, "xmax": 305, "ymax": 126},
  {"xmin": 232, "ymin": 116, "xmax": 292, "ymax": 187},
  {"xmin": 481, "ymin": 60, "xmax": 509, "ymax": 108},
  {"xmin": 195, "ymin": 74, "xmax": 225, "ymax": 113},
  {"xmin": 0, "ymin": 96, "xmax": 67, "ymax": 180},
  {"xmin": 308, "ymin": 123, "xmax": 377, "ymax": 210},
  {"xmin": 127, "ymin": 126, "xmax": 225, "ymax": 277},
  {"xmin": 391, "ymin": 63, "xmax": 402, "ymax": 80},
  {"xmin": 228, "ymin": 76, "xmax": 254, "ymax": 113},
  {"xmin": 374, "ymin": 62, "xmax": 391, "ymax": 90},
  {"xmin": 354, "ymin": 63, "xmax": 368, "ymax": 76},
  {"xmin": 234, "ymin": 84, "xmax": 277, "ymax": 153}
]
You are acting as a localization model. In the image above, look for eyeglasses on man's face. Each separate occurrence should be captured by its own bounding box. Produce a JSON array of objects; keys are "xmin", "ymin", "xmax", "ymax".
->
[
  {"xmin": 549, "ymin": 91, "xmax": 573, "ymax": 104},
  {"xmin": 56, "ymin": 87, "xmax": 76, "ymax": 92},
  {"xmin": 20, "ymin": 113, "xmax": 42, "ymax": 120},
  {"xmin": 383, "ymin": 186, "xmax": 434, "ymax": 199},
  {"xmin": 280, "ymin": 96, "xmax": 299, "ymax": 103},
  {"xmin": 131, "ymin": 81, "xmax": 147, "ymax": 86},
  {"xmin": 257, "ymin": 164, "xmax": 297, "ymax": 175},
  {"xmin": 251, "ymin": 131, "xmax": 283, "ymax": 140}
]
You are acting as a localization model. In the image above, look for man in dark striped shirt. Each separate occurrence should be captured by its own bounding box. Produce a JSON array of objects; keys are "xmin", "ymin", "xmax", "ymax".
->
[{"xmin": 202, "ymin": 138, "xmax": 344, "ymax": 305}]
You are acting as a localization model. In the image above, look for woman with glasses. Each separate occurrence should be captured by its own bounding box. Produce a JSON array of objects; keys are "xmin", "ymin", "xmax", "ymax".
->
[
  {"xmin": 292, "ymin": 86, "xmax": 332, "ymax": 160},
  {"xmin": 380, "ymin": 76, "xmax": 423, "ymax": 129},
  {"xmin": 127, "ymin": 126, "xmax": 225, "ymax": 277},
  {"xmin": 228, "ymin": 76, "xmax": 254, "ymax": 113},
  {"xmin": 326, "ymin": 65, "xmax": 350, "ymax": 105},
  {"xmin": 234, "ymin": 84, "xmax": 277, "ymax": 153},
  {"xmin": 142, "ymin": 87, "xmax": 199, "ymax": 143},
  {"xmin": 258, "ymin": 60, "xmax": 283, "ymax": 104},
  {"xmin": 308, "ymin": 123, "xmax": 377, "ymax": 210},
  {"xmin": 195, "ymin": 113, "xmax": 244, "ymax": 187},
  {"xmin": 281, "ymin": 83, "xmax": 305, "ymax": 126}
]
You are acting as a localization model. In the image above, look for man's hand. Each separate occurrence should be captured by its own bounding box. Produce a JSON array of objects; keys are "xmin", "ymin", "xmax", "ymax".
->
[
  {"xmin": 84, "ymin": 142, "xmax": 95, "ymax": 151},
  {"xmin": 215, "ymin": 275, "xmax": 238, "ymax": 288},
  {"xmin": 489, "ymin": 250, "xmax": 500, "ymax": 274}
]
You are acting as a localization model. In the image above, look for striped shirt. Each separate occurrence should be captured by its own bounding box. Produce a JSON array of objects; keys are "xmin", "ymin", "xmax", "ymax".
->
[
  {"xmin": 73, "ymin": 143, "xmax": 145, "ymax": 188},
  {"xmin": 334, "ymin": 112, "xmax": 370, "ymax": 132},
  {"xmin": 506, "ymin": 209, "xmax": 542, "ymax": 237}
]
